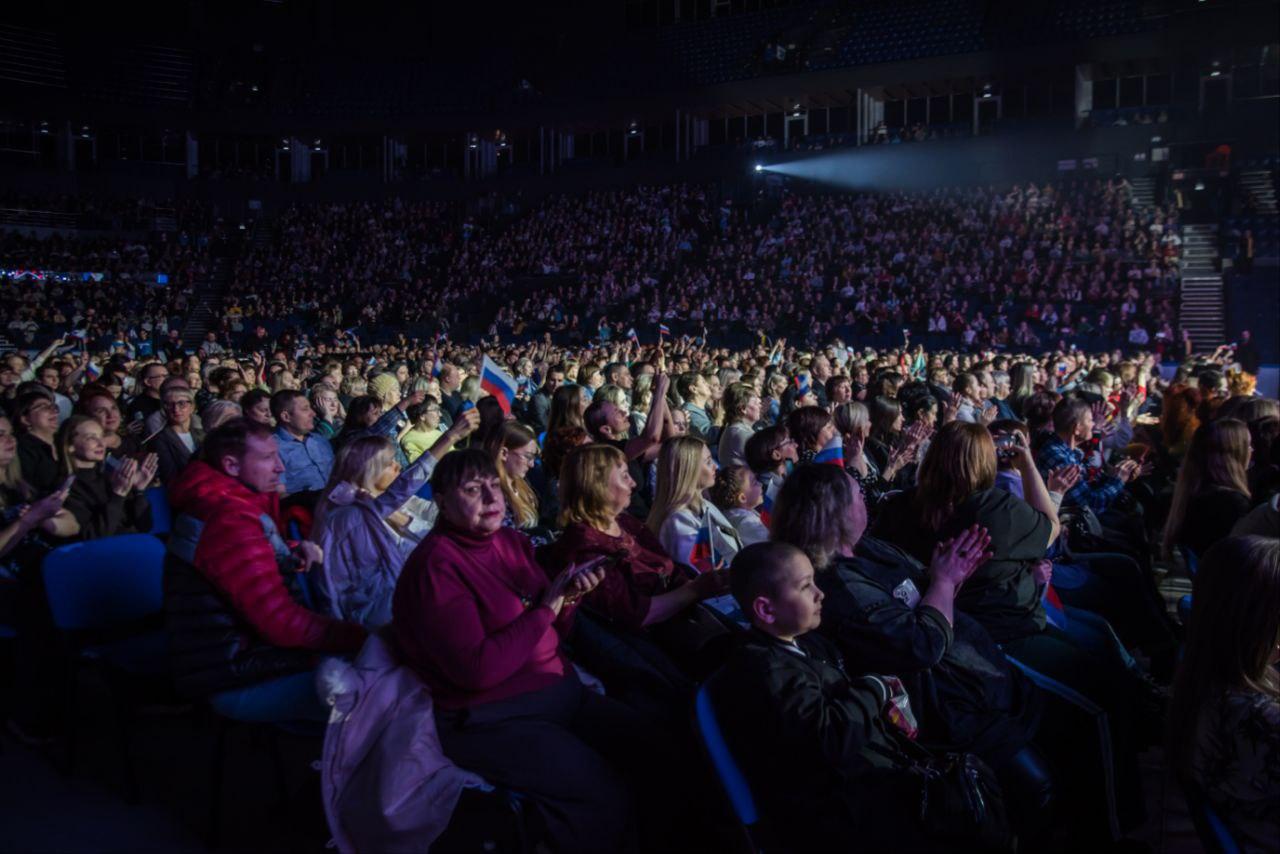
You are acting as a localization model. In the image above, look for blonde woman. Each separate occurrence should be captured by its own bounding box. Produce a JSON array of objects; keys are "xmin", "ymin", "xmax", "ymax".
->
[
  {"xmin": 541, "ymin": 443, "xmax": 727, "ymax": 632},
  {"xmin": 485, "ymin": 421, "xmax": 544, "ymax": 538},
  {"xmin": 312, "ymin": 408, "xmax": 478, "ymax": 628},
  {"xmin": 1162, "ymin": 419, "xmax": 1253, "ymax": 560},
  {"xmin": 646, "ymin": 436, "xmax": 742, "ymax": 574},
  {"xmin": 41, "ymin": 416, "xmax": 157, "ymax": 541}
]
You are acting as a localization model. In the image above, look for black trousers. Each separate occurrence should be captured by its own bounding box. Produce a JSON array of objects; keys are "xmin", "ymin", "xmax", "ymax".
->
[{"xmin": 435, "ymin": 673, "xmax": 675, "ymax": 854}]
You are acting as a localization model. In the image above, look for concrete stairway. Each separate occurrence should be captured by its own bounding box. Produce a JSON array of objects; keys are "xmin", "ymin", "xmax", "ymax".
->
[{"xmin": 1179, "ymin": 223, "xmax": 1224, "ymax": 352}]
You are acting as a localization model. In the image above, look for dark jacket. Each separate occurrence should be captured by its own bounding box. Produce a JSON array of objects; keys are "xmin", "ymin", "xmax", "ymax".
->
[
  {"xmin": 711, "ymin": 630, "xmax": 926, "ymax": 852},
  {"xmin": 528, "ymin": 390, "xmax": 553, "ymax": 433},
  {"xmin": 17, "ymin": 433, "xmax": 60, "ymax": 495},
  {"xmin": 873, "ymin": 488, "xmax": 1053, "ymax": 643},
  {"xmin": 820, "ymin": 538, "xmax": 1040, "ymax": 763},
  {"xmin": 149, "ymin": 426, "xmax": 201, "ymax": 485},
  {"xmin": 1180, "ymin": 486, "xmax": 1252, "ymax": 558},
  {"xmin": 62, "ymin": 465, "xmax": 152, "ymax": 541}
]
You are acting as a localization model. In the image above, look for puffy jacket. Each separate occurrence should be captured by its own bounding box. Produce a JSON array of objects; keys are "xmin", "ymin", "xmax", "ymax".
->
[{"xmin": 164, "ymin": 460, "xmax": 366, "ymax": 697}]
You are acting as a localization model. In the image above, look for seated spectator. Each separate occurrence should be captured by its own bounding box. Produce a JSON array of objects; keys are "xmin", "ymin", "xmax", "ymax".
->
[
  {"xmin": 713, "ymin": 541, "xmax": 1013, "ymax": 852},
  {"xmin": 1168, "ymin": 536, "xmax": 1280, "ymax": 853},
  {"xmin": 127, "ymin": 362, "xmax": 168, "ymax": 424},
  {"xmin": 485, "ymin": 421, "xmax": 548, "ymax": 542},
  {"xmin": 1232, "ymin": 492, "xmax": 1280, "ymax": 538},
  {"xmin": 785, "ymin": 405, "xmax": 838, "ymax": 465},
  {"xmin": 392, "ymin": 449, "xmax": 667, "ymax": 854},
  {"xmin": 0, "ymin": 413, "xmax": 67, "ymax": 561},
  {"xmin": 1036, "ymin": 397, "xmax": 1142, "ymax": 515},
  {"xmin": 836, "ymin": 401, "xmax": 929, "ymax": 503},
  {"xmin": 271, "ymin": 389, "xmax": 335, "ymax": 498},
  {"xmin": 717, "ymin": 382, "xmax": 762, "ymax": 468},
  {"xmin": 312, "ymin": 409, "xmax": 477, "ymax": 629},
  {"xmin": 240, "ymin": 388, "xmax": 274, "ymax": 427},
  {"xmin": 165, "ymin": 419, "xmax": 365, "ymax": 721},
  {"xmin": 744, "ymin": 424, "xmax": 797, "ymax": 496},
  {"xmin": 647, "ymin": 436, "xmax": 742, "ymax": 572},
  {"xmin": 39, "ymin": 416, "xmax": 155, "ymax": 541},
  {"xmin": 677, "ymin": 372, "xmax": 719, "ymax": 446},
  {"xmin": 76, "ymin": 387, "xmax": 142, "ymax": 459},
  {"xmin": 399, "ymin": 398, "xmax": 443, "ymax": 463},
  {"xmin": 537, "ymin": 425, "xmax": 590, "ymax": 526},
  {"xmin": 709, "ymin": 464, "xmax": 769, "ymax": 546},
  {"xmin": 310, "ymin": 384, "xmax": 344, "ymax": 439},
  {"xmin": 543, "ymin": 442, "xmax": 729, "ymax": 636},
  {"xmin": 202, "ymin": 400, "xmax": 242, "ymax": 431},
  {"xmin": 865, "ymin": 396, "xmax": 904, "ymax": 474},
  {"xmin": 1162, "ymin": 419, "xmax": 1254, "ymax": 560},
  {"xmin": 547, "ymin": 383, "xmax": 589, "ymax": 434},
  {"xmin": 149, "ymin": 387, "xmax": 202, "ymax": 485},
  {"xmin": 14, "ymin": 391, "xmax": 61, "ymax": 495}
]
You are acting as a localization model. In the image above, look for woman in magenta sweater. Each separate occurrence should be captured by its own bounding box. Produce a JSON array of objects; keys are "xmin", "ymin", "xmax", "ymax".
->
[{"xmin": 392, "ymin": 449, "xmax": 666, "ymax": 853}]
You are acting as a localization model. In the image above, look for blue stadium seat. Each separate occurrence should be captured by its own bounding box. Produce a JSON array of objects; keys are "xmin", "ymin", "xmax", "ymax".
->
[
  {"xmin": 694, "ymin": 678, "xmax": 761, "ymax": 851},
  {"xmin": 1184, "ymin": 783, "xmax": 1241, "ymax": 854}
]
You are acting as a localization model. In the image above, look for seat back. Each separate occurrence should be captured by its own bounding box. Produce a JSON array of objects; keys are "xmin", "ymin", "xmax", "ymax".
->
[
  {"xmin": 694, "ymin": 679, "xmax": 759, "ymax": 829},
  {"xmin": 1179, "ymin": 544, "xmax": 1200, "ymax": 577},
  {"xmin": 1184, "ymin": 784, "xmax": 1241, "ymax": 854},
  {"xmin": 43, "ymin": 534, "xmax": 167, "ymax": 631},
  {"xmin": 146, "ymin": 485, "xmax": 171, "ymax": 534}
]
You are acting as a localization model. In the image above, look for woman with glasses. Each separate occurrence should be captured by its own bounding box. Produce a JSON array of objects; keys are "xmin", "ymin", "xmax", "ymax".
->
[
  {"xmin": 15, "ymin": 391, "xmax": 63, "ymax": 494},
  {"xmin": 485, "ymin": 422, "xmax": 552, "ymax": 545},
  {"xmin": 399, "ymin": 398, "xmax": 444, "ymax": 462},
  {"xmin": 149, "ymin": 387, "xmax": 203, "ymax": 484}
]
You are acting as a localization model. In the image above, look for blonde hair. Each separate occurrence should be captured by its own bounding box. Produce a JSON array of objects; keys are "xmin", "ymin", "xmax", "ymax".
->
[
  {"xmin": 367, "ymin": 373, "xmax": 402, "ymax": 408},
  {"xmin": 559, "ymin": 443, "xmax": 627, "ymax": 530},
  {"xmin": 487, "ymin": 422, "xmax": 539, "ymax": 529},
  {"xmin": 646, "ymin": 436, "xmax": 710, "ymax": 532},
  {"xmin": 326, "ymin": 435, "xmax": 398, "ymax": 496},
  {"xmin": 57, "ymin": 415, "xmax": 101, "ymax": 475},
  {"xmin": 833, "ymin": 401, "xmax": 870, "ymax": 438},
  {"xmin": 1162, "ymin": 419, "xmax": 1252, "ymax": 558}
]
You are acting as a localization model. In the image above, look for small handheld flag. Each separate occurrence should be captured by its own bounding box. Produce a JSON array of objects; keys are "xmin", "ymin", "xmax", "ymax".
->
[
  {"xmin": 480, "ymin": 355, "xmax": 519, "ymax": 416},
  {"xmin": 759, "ymin": 475, "xmax": 781, "ymax": 528},
  {"xmin": 431, "ymin": 355, "xmax": 443, "ymax": 378},
  {"xmin": 85, "ymin": 360, "xmax": 102, "ymax": 382},
  {"xmin": 688, "ymin": 518, "xmax": 715, "ymax": 573},
  {"xmin": 1041, "ymin": 583, "xmax": 1068, "ymax": 630},
  {"xmin": 794, "ymin": 375, "xmax": 811, "ymax": 397},
  {"xmin": 814, "ymin": 432, "xmax": 845, "ymax": 467},
  {"xmin": 658, "ymin": 323, "xmax": 671, "ymax": 337}
]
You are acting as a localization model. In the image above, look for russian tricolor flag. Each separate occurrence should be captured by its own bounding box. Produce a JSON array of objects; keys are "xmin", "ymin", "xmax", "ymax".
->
[
  {"xmin": 794, "ymin": 375, "xmax": 811, "ymax": 397},
  {"xmin": 814, "ymin": 432, "xmax": 844, "ymax": 467},
  {"xmin": 85, "ymin": 360, "xmax": 102, "ymax": 382},
  {"xmin": 688, "ymin": 520, "xmax": 715, "ymax": 573},
  {"xmin": 481, "ymin": 355, "xmax": 519, "ymax": 416},
  {"xmin": 628, "ymin": 327, "xmax": 639, "ymax": 344},
  {"xmin": 1041, "ymin": 583, "xmax": 1068, "ymax": 630},
  {"xmin": 658, "ymin": 323, "xmax": 671, "ymax": 337},
  {"xmin": 759, "ymin": 476, "xmax": 781, "ymax": 528}
]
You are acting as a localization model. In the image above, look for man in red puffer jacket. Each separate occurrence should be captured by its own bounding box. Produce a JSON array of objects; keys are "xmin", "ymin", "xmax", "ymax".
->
[{"xmin": 165, "ymin": 418, "xmax": 366, "ymax": 722}]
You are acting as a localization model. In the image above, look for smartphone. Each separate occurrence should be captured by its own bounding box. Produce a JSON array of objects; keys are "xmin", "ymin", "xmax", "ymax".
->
[{"xmin": 566, "ymin": 551, "xmax": 625, "ymax": 581}]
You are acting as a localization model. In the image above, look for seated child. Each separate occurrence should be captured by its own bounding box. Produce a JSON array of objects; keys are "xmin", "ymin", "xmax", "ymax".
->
[{"xmin": 711, "ymin": 541, "xmax": 1011, "ymax": 853}]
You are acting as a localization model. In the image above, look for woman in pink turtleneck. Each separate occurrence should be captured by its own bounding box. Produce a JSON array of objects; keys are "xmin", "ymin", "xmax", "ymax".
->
[{"xmin": 393, "ymin": 449, "xmax": 669, "ymax": 854}]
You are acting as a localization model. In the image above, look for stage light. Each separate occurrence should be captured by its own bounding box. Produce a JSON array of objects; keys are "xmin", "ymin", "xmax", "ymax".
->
[{"xmin": 754, "ymin": 164, "xmax": 764, "ymax": 173}]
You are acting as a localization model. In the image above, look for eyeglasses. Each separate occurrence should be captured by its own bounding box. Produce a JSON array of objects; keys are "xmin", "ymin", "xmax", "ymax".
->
[
  {"xmin": 164, "ymin": 399, "xmax": 193, "ymax": 409},
  {"xmin": 511, "ymin": 450, "xmax": 540, "ymax": 463}
]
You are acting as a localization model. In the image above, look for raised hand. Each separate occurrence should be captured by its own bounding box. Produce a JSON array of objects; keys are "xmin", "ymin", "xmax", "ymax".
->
[
  {"xmin": 1046, "ymin": 465, "xmax": 1081, "ymax": 494},
  {"xmin": 929, "ymin": 524, "xmax": 992, "ymax": 588},
  {"xmin": 111, "ymin": 458, "xmax": 139, "ymax": 497},
  {"xmin": 133, "ymin": 453, "xmax": 160, "ymax": 490}
]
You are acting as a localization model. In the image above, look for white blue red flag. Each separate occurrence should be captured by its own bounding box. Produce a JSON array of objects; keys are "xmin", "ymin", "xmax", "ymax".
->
[
  {"xmin": 814, "ymin": 432, "xmax": 845, "ymax": 467},
  {"xmin": 481, "ymin": 355, "xmax": 518, "ymax": 415}
]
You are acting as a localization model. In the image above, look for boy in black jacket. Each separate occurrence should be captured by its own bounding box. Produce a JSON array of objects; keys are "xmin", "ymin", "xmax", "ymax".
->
[{"xmin": 713, "ymin": 541, "xmax": 948, "ymax": 852}]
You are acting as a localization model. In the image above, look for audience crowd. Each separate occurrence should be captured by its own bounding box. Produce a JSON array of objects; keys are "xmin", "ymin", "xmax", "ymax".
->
[{"xmin": 0, "ymin": 177, "xmax": 1275, "ymax": 853}]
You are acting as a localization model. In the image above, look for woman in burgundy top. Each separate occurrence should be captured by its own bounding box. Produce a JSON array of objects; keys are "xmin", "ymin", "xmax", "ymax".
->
[
  {"xmin": 545, "ymin": 444, "xmax": 727, "ymax": 631},
  {"xmin": 392, "ymin": 449, "xmax": 669, "ymax": 853}
]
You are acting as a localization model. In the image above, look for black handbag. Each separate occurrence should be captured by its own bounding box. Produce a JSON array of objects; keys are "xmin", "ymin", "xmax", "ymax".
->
[{"xmin": 912, "ymin": 752, "xmax": 1016, "ymax": 853}]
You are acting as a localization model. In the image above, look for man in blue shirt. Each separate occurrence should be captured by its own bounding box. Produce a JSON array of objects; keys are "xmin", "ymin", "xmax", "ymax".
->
[
  {"xmin": 1035, "ymin": 397, "xmax": 1140, "ymax": 514},
  {"xmin": 271, "ymin": 389, "xmax": 334, "ymax": 496}
]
